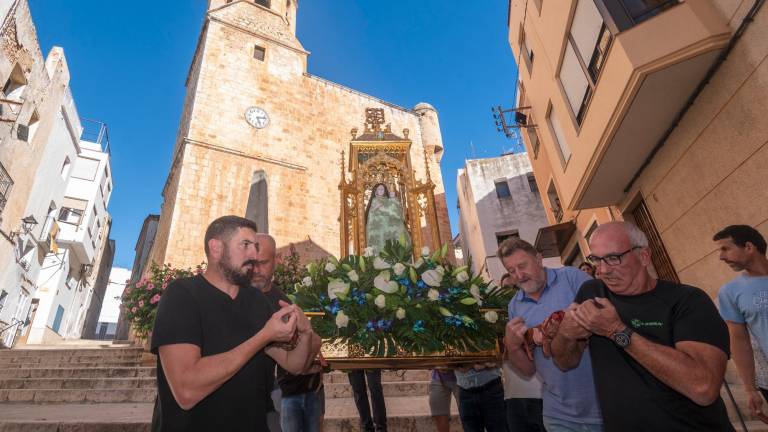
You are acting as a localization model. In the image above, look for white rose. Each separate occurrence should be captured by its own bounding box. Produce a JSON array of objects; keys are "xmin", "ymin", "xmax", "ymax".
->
[
  {"xmin": 470, "ymin": 284, "xmax": 483, "ymax": 306},
  {"xmin": 375, "ymin": 294, "xmax": 386, "ymax": 309},
  {"xmin": 374, "ymin": 271, "xmax": 399, "ymax": 294},
  {"xmin": 414, "ymin": 258, "xmax": 424, "ymax": 268},
  {"xmin": 456, "ymin": 271, "xmax": 469, "ymax": 283},
  {"xmin": 427, "ymin": 289, "xmax": 440, "ymax": 301},
  {"xmin": 421, "ymin": 269, "xmax": 443, "ymax": 287},
  {"xmin": 347, "ymin": 270, "xmax": 359, "ymax": 282},
  {"xmin": 325, "ymin": 262, "xmax": 337, "ymax": 273},
  {"xmin": 484, "ymin": 310, "xmax": 499, "ymax": 323},
  {"xmin": 393, "ymin": 262, "xmax": 406, "ymax": 276},
  {"xmin": 373, "ymin": 257, "xmax": 391, "ymax": 270},
  {"xmin": 396, "ymin": 308, "xmax": 406, "ymax": 320},
  {"xmin": 421, "ymin": 246, "xmax": 431, "ymax": 256},
  {"xmin": 336, "ymin": 310, "xmax": 349, "ymax": 328},
  {"xmin": 363, "ymin": 247, "xmax": 375, "ymax": 257},
  {"xmin": 327, "ymin": 279, "xmax": 350, "ymax": 300},
  {"xmin": 301, "ymin": 276, "xmax": 313, "ymax": 287},
  {"xmin": 435, "ymin": 265, "xmax": 445, "ymax": 276}
]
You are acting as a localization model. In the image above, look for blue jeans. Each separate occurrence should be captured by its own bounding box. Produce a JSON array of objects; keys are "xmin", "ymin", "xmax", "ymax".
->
[
  {"xmin": 543, "ymin": 416, "xmax": 602, "ymax": 432},
  {"xmin": 457, "ymin": 378, "xmax": 507, "ymax": 432},
  {"xmin": 280, "ymin": 390, "xmax": 324, "ymax": 432}
]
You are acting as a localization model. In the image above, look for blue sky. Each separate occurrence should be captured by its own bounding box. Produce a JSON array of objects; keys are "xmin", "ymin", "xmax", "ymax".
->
[{"xmin": 29, "ymin": 0, "xmax": 520, "ymax": 269}]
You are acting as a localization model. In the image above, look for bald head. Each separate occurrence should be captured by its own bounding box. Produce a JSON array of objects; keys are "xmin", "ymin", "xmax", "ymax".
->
[
  {"xmin": 590, "ymin": 221, "xmax": 648, "ymax": 250},
  {"xmin": 250, "ymin": 233, "xmax": 277, "ymax": 292},
  {"xmin": 588, "ymin": 221, "xmax": 653, "ymax": 294}
]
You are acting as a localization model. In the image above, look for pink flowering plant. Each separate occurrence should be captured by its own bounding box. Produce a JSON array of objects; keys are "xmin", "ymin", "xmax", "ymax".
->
[{"xmin": 121, "ymin": 263, "xmax": 204, "ymax": 338}]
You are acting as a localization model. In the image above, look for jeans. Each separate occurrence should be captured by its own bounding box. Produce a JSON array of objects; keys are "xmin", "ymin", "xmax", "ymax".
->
[
  {"xmin": 280, "ymin": 390, "xmax": 325, "ymax": 432},
  {"xmin": 457, "ymin": 378, "xmax": 507, "ymax": 432},
  {"xmin": 542, "ymin": 416, "xmax": 602, "ymax": 432},
  {"xmin": 348, "ymin": 370, "xmax": 387, "ymax": 432},
  {"xmin": 506, "ymin": 398, "xmax": 545, "ymax": 432}
]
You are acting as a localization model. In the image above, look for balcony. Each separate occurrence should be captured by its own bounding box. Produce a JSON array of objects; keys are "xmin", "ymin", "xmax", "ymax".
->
[{"xmin": 570, "ymin": 0, "xmax": 730, "ymax": 209}]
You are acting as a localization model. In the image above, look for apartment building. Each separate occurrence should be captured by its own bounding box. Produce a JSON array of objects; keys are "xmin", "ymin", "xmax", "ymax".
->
[{"xmin": 507, "ymin": 0, "xmax": 767, "ymax": 295}]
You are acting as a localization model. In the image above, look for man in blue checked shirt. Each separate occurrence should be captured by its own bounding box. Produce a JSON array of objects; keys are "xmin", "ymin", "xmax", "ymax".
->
[{"xmin": 499, "ymin": 237, "xmax": 603, "ymax": 432}]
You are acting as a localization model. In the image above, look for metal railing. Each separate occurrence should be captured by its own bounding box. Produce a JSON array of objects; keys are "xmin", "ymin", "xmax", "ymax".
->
[
  {"xmin": 79, "ymin": 118, "xmax": 111, "ymax": 154},
  {"xmin": 0, "ymin": 318, "xmax": 25, "ymax": 349}
]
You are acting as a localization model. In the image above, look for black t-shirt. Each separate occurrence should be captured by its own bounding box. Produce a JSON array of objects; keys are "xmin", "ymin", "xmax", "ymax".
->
[
  {"xmin": 263, "ymin": 285, "xmax": 323, "ymax": 397},
  {"xmin": 575, "ymin": 279, "xmax": 734, "ymax": 432},
  {"xmin": 150, "ymin": 275, "xmax": 275, "ymax": 432}
]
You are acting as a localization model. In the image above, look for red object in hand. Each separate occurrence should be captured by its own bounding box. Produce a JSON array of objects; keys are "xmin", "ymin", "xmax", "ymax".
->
[{"xmin": 522, "ymin": 311, "xmax": 565, "ymax": 360}]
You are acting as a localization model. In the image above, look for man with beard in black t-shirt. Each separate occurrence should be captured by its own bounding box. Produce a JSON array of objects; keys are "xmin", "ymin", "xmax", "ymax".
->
[
  {"xmin": 150, "ymin": 216, "xmax": 321, "ymax": 432},
  {"xmin": 551, "ymin": 222, "xmax": 733, "ymax": 432}
]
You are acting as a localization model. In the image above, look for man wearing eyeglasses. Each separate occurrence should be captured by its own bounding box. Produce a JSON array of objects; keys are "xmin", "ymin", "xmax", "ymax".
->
[
  {"xmin": 551, "ymin": 221, "xmax": 733, "ymax": 432},
  {"xmin": 500, "ymin": 238, "xmax": 602, "ymax": 432}
]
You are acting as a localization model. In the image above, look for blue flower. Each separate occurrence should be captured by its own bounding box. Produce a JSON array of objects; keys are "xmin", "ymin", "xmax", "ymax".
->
[
  {"xmin": 366, "ymin": 321, "xmax": 375, "ymax": 331},
  {"xmin": 417, "ymin": 280, "xmax": 426, "ymax": 289},
  {"xmin": 412, "ymin": 320, "xmax": 425, "ymax": 333},
  {"xmin": 399, "ymin": 278, "xmax": 411, "ymax": 287}
]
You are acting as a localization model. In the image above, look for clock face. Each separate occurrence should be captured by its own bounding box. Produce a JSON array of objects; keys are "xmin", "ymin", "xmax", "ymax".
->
[{"xmin": 245, "ymin": 107, "xmax": 269, "ymax": 129}]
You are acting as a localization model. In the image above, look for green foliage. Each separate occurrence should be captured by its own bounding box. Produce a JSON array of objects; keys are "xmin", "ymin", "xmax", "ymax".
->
[
  {"xmin": 292, "ymin": 240, "xmax": 516, "ymax": 356},
  {"xmin": 121, "ymin": 263, "xmax": 202, "ymax": 338},
  {"xmin": 273, "ymin": 245, "xmax": 309, "ymax": 295}
]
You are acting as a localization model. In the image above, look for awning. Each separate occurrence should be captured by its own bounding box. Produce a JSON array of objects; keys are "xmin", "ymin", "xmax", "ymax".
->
[{"xmin": 534, "ymin": 221, "xmax": 577, "ymax": 258}]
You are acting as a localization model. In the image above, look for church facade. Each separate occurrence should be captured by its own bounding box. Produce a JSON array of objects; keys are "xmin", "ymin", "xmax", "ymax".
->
[{"xmin": 149, "ymin": 0, "xmax": 452, "ymax": 269}]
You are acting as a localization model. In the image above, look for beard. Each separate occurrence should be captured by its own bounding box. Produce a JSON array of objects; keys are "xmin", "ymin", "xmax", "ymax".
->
[
  {"xmin": 219, "ymin": 249, "xmax": 254, "ymax": 287},
  {"xmin": 518, "ymin": 278, "xmax": 543, "ymax": 295},
  {"xmin": 251, "ymin": 274, "xmax": 271, "ymax": 291}
]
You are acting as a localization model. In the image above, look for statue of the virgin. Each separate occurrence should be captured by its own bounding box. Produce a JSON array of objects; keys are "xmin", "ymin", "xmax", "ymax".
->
[{"xmin": 365, "ymin": 183, "xmax": 412, "ymax": 254}]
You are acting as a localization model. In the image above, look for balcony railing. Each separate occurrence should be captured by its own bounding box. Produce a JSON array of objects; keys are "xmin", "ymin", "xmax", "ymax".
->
[
  {"xmin": 0, "ymin": 162, "xmax": 12, "ymax": 216},
  {"xmin": 79, "ymin": 118, "xmax": 111, "ymax": 154}
]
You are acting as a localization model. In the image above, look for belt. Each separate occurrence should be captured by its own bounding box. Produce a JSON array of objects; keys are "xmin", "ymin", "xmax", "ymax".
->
[{"xmin": 461, "ymin": 377, "xmax": 502, "ymax": 393}]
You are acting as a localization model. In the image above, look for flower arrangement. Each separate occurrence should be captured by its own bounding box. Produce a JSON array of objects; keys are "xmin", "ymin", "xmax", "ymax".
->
[
  {"xmin": 121, "ymin": 263, "xmax": 204, "ymax": 338},
  {"xmin": 290, "ymin": 240, "xmax": 515, "ymax": 357}
]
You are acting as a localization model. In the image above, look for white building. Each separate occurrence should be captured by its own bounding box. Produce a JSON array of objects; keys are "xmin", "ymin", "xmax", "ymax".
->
[
  {"xmin": 457, "ymin": 152, "xmax": 559, "ymax": 284},
  {"xmin": 93, "ymin": 267, "xmax": 129, "ymax": 340},
  {"xmin": 26, "ymin": 121, "xmax": 113, "ymax": 345},
  {"xmin": 0, "ymin": 48, "xmax": 83, "ymax": 347}
]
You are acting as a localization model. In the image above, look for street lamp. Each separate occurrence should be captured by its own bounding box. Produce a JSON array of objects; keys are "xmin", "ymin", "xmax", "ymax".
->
[{"xmin": 20, "ymin": 215, "xmax": 38, "ymax": 235}]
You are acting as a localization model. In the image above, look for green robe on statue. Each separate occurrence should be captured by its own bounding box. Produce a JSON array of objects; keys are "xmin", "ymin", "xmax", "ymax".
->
[{"xmin": 366, "ymin": 196, "xmax": 412, "ymax": 254}]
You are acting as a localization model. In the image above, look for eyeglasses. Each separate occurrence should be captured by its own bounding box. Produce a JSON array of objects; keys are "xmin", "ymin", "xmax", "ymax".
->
[{"xmin": 586, "ymin": 247, "xmax": 642, "ymax": 267}]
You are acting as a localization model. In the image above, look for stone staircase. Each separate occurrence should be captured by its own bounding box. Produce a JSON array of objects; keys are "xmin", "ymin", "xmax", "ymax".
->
[{"xmin": 0, "ymin": 344, "xmax": 459, "ymax": 432}]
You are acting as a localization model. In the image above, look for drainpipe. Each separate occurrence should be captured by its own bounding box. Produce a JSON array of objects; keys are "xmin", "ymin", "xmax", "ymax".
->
[{"xmin": 623, "ymin": 0, "xmax": 766, "ymax": 193}]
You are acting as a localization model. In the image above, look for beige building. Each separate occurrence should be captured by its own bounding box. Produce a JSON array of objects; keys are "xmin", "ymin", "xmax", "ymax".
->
[
  {"xmin": 149, "ymin": 0, "xmax": 452, "ymax": 269},
  {"xmin": 507, "ymin": 0, "xmax": 767, "ymax": 297},
  {"xmin": 457, "ymin": 152, "xmax": 560, "ymax": 283}
]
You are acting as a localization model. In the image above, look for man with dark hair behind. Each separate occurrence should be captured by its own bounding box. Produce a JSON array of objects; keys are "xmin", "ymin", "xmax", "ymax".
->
[
  {"xmin": 715, "ymin": 225, "xmax": 768, "ymax": 419},
  {"xmin": 151, "ymin": 216, "xmax": 320, "ymax": 431}
]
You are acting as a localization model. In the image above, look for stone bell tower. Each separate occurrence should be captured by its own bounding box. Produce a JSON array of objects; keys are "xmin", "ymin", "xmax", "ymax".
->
[{"xmin": 149, "ymin": 0, "xmax": 453, "ymax": 270}]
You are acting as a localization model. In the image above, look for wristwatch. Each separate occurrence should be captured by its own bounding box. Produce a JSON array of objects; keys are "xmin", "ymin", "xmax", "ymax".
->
[{"xmin": 610, "ymin": 326, "xmax": 634, "ymax": 348}]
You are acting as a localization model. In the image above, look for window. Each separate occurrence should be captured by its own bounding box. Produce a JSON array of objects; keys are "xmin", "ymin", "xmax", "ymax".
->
[
  {"xmin": 59, "ymin": 197, "xmax": 88, "ymax": 225},
  {"xmin": 254, "ymin": 0, "xmax": 271, "ymax": 8},
  {"xmin": 558, "ymin": 0, "xmax": 612, "ymax": 124},
  {"xmin": 547, "ymin": 181, "xmax": 563, "ymax": 223},
  {"xmin": 59, "ymin": 208, "xmax": 84, "ymax": 225},
  {"xmin": 66, "ymin": 269, "xmax": 77, "ymax": 290},
  {"xmin": 496, "ymin": 231, "xmax": 520, "ymax": 246},
  {"xmin": 495, "ymin": 180, "xmax": 511, "ymax": 199},
  {"xmin": 0, "ymin": 162, "xmax": 12, "ymax": 217},
  {"xmin": 519, "ymin": 27, "xmax": 534, "ymax": 74},
  {"xmin": 70, "ymin": 157, "xmax": 100, "ymax": 181},
  {"xmin": 60, "ymin": 157, "xmax": 71, "ymax": 180},
  {"xmin": 245, "ymin": 170, "xmax": 268, "ymax": 233},
  {"xmin": 601, "ymin": 0, "xmax": 680, "ymax": 29},
  {"xmin": 527, "ymin": 174, "xmax": 539, "ymax": 193},
  {"xmin": 547, "ymin": 105, "xmax": 572, "ymax": 166},
  {"xmin": 254, "ymin": 45, "xmax": 266, "ymax": 61}
]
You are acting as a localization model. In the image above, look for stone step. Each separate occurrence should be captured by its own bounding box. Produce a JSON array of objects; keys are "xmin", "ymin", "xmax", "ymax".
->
[
  {"xmin": 0, "ymin": 388, "xmax": 156, "ymax": 403},
  {"xmin": 0, "ymin": 378, "xmax": 156, "ymax": 390},
  {"xmin": 0, "ymin": 367, "xmax": 156, "ymax": 379},
  {"xmin": 0, "ymin": 348, "xmax": 143, "ymax": 358},
  {"xmin": 0, "ymin": 380, "xmax": 431, "ymax": 402},
  {"xmin": 324, "ymin": 370, "xmax": 431, "ymax": 384},
  {"xmin": 0, "ymin": 395, "xmax": 460, "ymax": 432},
  {"xmin": 325, "ymin": 381, "xmax": 429, "ymax": 399},
  {"xmin": 0, "ymin": 361, "xmax": 143, "ymax": 369},
  {"xmin": 0, "ymin": 356, "xmax": 142, "ymax": 366}
]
